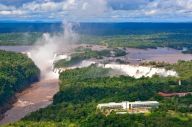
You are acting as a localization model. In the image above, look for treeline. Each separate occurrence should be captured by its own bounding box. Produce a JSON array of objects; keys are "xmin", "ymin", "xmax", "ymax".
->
[
  {"xmin": 0, "ymin": 31, "xmax": 192, "ymax": 53},
  {"xmin": 0, "ymin": 50, "xmax": 40, "ymax": 116},
  {"xmin": 8, "ymin": 62, "xmax": 192, "ymax": 127},
  {"xmin": 79, "ymin": 33, "xmax": 192, "ymax": 53},
  {"xmin": 0, "ymin": 33, "xmax": 41, "ymax": 45}
]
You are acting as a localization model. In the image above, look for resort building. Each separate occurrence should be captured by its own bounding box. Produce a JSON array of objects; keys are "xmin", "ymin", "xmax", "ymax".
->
[{"xmin": 97, "ymin": 101, "xmax": 159, "ymax": 115}]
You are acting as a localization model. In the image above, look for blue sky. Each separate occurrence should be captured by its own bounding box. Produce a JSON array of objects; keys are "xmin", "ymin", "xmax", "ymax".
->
[{"xmin": 0, "ymin": 0, "xmax": 192, "ymax": 22}]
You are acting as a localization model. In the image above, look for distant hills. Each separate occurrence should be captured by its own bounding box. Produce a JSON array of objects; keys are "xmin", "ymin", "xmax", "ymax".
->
[{"xmin": 1, "ymin": 22, "xmax": 192, "ymax": 35}]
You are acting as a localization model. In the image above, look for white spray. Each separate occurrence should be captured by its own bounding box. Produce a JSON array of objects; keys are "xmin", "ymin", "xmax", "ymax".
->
[
  {"xmin": 28, "ymin": 0, "xmax": 110, "ymax": 80},
  {"xmin": 29, "ymin": 23, "xmax": 78, "ymax": 80}
]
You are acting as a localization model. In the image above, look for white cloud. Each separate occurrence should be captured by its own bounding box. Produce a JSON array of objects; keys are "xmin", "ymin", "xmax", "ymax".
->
[
  {"xmin": 22, "ymin": 1, "xmax": 60, "ymax": 12},
  {"xmin": 145, "ymin": 10, "xmax": 157, "ymax": 16},
  {"xmin": 62, "ymin": 0, "xmax": 76, "ymax": 10},
  {"xmin": 0, "ymin": 0, "xmax": 192, "ymax": 21},
  {"xmin": 0, "ymin": 4, "xmax": 11, "ymax": 10},
  {"xmin": 0, "ymin": 10, "xmax": 25, "ymax": 15},
  {"xmin": 0, "ymin": 3, "xmax": 25, "ymax": 16}
]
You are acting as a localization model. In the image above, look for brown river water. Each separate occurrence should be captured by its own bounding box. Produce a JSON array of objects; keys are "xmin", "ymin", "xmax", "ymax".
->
[
  {"xmin": 0, "ymin": 80, "xmax": 59, "ymax": 125},
  {"xmin": 0, "ymin": 45, "xmax": 192, "ymax": 125}
]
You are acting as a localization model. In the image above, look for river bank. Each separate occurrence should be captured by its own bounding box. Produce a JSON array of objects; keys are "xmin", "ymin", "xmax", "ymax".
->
[{"xmin": 0, "ymin": 79, "xmax": 59, "ymax": 125}]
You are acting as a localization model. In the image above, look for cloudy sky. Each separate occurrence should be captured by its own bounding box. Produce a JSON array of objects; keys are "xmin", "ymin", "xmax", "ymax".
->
[{"xmin": 0, "ymin": 0, "xmax": 192, "ymax": 22}]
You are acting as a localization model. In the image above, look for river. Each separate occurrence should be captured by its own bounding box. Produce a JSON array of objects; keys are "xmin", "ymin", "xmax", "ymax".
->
[
  {"xmin": 0, "ymin": 80, "xmax": 59, "ymax": 125},
  {"xmin": 0, "ymin": 45, "xmax": 60, "ymax": 125},
  {"xmin": 124, "ymin": 47, "xmax": 192, "ymax": 64},
  {"xmin": 1, "ymin": 45, "xmax": 192, "ymax": 64}
]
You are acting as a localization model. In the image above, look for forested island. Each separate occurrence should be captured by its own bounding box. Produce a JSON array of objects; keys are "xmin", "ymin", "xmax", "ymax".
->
[
  {"xmin": 54, "ymin": 48, "xmax": 127, "ymax": 68},
  {"xmin": 6, "ymin": 61, "xmax": 192, "ymax": 127},
  {"xmin": 0, "ymin": 50, "xmax": 40, "ymax": 119}
]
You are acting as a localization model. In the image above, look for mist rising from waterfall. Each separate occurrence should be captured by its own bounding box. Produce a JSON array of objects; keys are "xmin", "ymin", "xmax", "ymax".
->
[{"xmin": 29, "ymin": 23, "xmax": 78, "ymax": 80}]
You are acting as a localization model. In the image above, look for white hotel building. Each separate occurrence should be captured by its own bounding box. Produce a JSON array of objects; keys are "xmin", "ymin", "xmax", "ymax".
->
[{"xmin": 97, "ymin": 101, "xmax": 159, "ymax": 111}]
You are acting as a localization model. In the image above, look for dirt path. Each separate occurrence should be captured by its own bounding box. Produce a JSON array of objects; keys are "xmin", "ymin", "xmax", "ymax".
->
[{"xmin": 0, "ymin": 79, "xmax": 59, "ymax": 125}]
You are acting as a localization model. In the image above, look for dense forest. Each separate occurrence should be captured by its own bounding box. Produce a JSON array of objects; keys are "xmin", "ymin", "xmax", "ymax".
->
[
  {"xmin": 1, "ymin": 23, "xmax": 192, "ymax": 126},
  {"xmin": 0, "ymin": 33, "xmax": 41, "ymax": 45},
  {"xmin": 0, "ymin": 30, "xmax": 192, "ymax": 53},
  {"xmin": 7, "ymin": 61, "xmax": 192, "ymax": 127},
  {"xmin": 79, "ymin": 33, "xmax": 192, "ymax": 53},
  {"xmin": 0, "ymin": 50, "xmax": 40, "ymax": 118}
]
